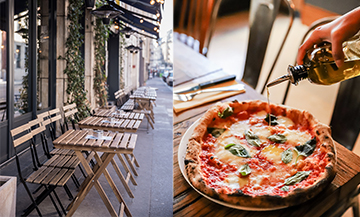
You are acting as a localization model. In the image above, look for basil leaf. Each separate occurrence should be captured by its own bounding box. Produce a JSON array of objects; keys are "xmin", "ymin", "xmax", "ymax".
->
[
  {"xmin": 226, "ymin": 144, "xmax": 251, "ymax": 158},
  {"xmin": 281, "ymin": 148, "xmax": 293, "ymax": 164},
  {"xmin": 207, "ymin": 128, "xmax": 226, "ymax": 138},
  {"xmin": 224, "ymin": 143, "xmax": 236, "ymax": 149},
  {"xmin": 218, "ymin": 106, "xmax": 234, "ymax": 119},
  {"xmin": 268, "ymin": 134, "xmax": 287, "ymax": 143},
  {"xmin": 238, "ymin": 164, "xmax": 251, "ymax": 176},
  {"xmin": 284, "ymin": 171, "xmax": 311, "ymax": 185},
  {"xmin": 245, "ymin": 130, "xmax": 262, "ymax": 147},
  {"xmin": 294, "ymin": 137, "xmax": 317, "ymax": 165},
  {"xmin": 265, "ymin": 113, "xmax": 278, "ymax": 126},
  {"xmin": 281, "ymin": 186, "xmax": 290, "ymax": 192}
]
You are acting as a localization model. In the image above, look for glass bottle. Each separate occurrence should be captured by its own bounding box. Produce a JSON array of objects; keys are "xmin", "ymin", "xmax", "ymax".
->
[{"xmin": 267, "ymin": 34, "xmax": 360, "ymax": 87}]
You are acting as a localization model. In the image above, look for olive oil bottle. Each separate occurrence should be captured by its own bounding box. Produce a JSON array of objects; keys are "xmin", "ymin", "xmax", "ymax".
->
[{"xmin": 267, "ymin": 34, "xmax": 360, "ymax": 87}]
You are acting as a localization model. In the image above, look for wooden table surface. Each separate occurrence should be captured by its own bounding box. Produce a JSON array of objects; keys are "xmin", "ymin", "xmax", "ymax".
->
[
  {"xmin": 93, "ymin": 110, "xmax": 145, "ymax": 120},
  {"xmin": 78, "ymin": 116, "xmax": 142, "ymax": 133},
  {"xmin": 173, "ymin": 39, "xmax": 360, "ymax": 216}
]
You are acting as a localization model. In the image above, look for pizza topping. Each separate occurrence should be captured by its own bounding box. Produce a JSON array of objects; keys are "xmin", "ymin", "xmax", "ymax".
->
[
  {"xmin": 281, "ymin": 186, "xmax": 290, "ymax": 191},
  {"xmin": 207, "ymin": 128, "xmax": 226, "ymax": 138},
  {"xmin": 238, "ymin": 164, "xmax": 251, "ymax": 176},
  {"xmin": 265, "ymin": 113, "xmax": 278, "ymax": 126},
  {"xmin": 245, "ymin": 129, "xmax": 262, "ymax": 147},
  {"xmin": 281, "ymin": 148, "xmax": 293, "ymax": 164},
  {"xmin": 294, "ymin": 137, "xmax": 317, "ymax": 165},
  {"xmin": 284, "ymin": 171, "xmax": 311, "ymax": 185},
  {"xmin": 225, "ymin": 144, "xmax": 251, "ymax": 158},
  {"xmin": 267, "ymin": 134, "xmax": 287, "ymax": 143},
  {"xmin": 218, "ymin": 106, "xmax": 234, "ymax": 119}
]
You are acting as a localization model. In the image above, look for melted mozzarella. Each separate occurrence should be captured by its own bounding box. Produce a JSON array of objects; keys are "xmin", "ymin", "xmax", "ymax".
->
[
  {"xmin": 225, "ymin": 174, "xmax": 249, "ymax": 189},
  {"xmin": 283, "ymin": 129, "xmax": 312, "ymax": 146}
]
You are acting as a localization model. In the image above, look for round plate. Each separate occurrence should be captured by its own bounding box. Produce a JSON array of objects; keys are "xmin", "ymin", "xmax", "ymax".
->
[{"xmin": 177, "ymin": 119, "xmax": 287, "ymax": 211}]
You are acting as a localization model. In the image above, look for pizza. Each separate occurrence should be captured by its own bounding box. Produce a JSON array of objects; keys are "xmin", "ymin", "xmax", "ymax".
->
[{"xmin": 184, "ymin": 100, "xmax": 336, "ymax": 208}]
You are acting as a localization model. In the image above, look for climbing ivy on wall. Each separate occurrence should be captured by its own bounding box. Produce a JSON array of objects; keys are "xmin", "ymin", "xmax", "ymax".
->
[
  {"xmin": 93, "ymin": 0, "xmax": 110, "ymax": 107},
  {"xmin": 63, "ymin": 0, "xmax": 90, "ymax": 119}
]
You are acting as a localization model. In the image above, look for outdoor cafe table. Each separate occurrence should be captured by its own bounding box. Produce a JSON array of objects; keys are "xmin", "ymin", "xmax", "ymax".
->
[
  {"xmin": 53, "ymin": 129, "xmax": 137, "ymax": 217},
  {"xmin": 173, "ymin": 38, "xmax": 360, "ymax": 216},
  {"xmin": 78, "ymin": 116, "xmax": 142, "ymax": 133},
  {"xmin": 93, "ymin": 109, "xmax": 145, "ymax": 121}
]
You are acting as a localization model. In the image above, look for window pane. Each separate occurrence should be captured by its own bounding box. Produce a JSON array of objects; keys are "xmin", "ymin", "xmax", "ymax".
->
[
  {"xmin": 0, "ymin": 29, "xmax": 7, "ymax": 122},
  {"xmin": 14, "ymin": 6, "xmax": 29, "ymax": 116},
  {"xmin": 38, "ymin": 0, "xmax": 49, "ymax": 110}
]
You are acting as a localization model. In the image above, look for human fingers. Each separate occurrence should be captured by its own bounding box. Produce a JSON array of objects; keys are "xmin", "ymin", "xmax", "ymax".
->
[
  {"xmin": 296, "ymin": 29, "xmax": 326, "ymax": 65},
  {"xmin": 330, "ymin": 30, "xmax": 345, "ymax": 67}
]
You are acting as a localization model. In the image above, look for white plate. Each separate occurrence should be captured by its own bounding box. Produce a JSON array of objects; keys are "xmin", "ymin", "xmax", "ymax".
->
[{"xmin": 177, "ymin": 119, "xmax": 287, "ymax": 211}]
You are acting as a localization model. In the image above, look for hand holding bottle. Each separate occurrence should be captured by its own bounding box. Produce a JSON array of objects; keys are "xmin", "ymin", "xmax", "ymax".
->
[{"xmin": 297, "ymin": 7, "xmax": 360, "ymax": 68}]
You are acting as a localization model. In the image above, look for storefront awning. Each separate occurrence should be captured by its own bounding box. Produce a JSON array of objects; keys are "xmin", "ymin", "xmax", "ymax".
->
[{"xmin": 110, "ymin": 1, "xmax": 160, "ymax": 39}]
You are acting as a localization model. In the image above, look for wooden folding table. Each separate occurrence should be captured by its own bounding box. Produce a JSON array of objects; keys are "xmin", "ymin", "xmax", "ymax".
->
[{"xmin": 53, "ymin": 129, "xmax": 138, "ymax": 217}]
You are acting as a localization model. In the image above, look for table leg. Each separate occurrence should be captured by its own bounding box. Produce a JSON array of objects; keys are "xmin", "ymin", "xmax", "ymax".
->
[
  {"xmin": 66, "ymin": 151, "xmax": 128, "ymax": 217},
  {"xmin": 93, "ymin": 152, "xmax": 132, "ymax": 217},
  {"xmin": 120, "ymin": 153, "xmax": 139, "ymax": 177}
]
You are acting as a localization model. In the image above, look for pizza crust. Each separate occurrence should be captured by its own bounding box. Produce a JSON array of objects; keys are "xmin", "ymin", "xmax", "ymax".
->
[{"xmin": 185, "ymin": 100, "xmax": 336, "ymax": 208}]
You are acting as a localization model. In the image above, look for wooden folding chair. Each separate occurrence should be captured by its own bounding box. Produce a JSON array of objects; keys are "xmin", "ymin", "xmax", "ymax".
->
[
  {"xmin": 62, "ymin": 103, "xmax": 80, "ymax": 131},
  {"xmin": 11, "ymin": 122, "xmax": 75, "ymax": 216}
]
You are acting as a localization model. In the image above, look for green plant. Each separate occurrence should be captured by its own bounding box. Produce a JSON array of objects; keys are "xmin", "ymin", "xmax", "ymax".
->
[
  {"xmin": 93, "ymin": 0, "xmax": 110, "ymax": 107},
  {"xmin": 62, "ymin": 0, "xmax": 90, "ymax": 119},
  {"xmin": 119, "ymin": 32, "xmax": 126, "ymax": 89}
]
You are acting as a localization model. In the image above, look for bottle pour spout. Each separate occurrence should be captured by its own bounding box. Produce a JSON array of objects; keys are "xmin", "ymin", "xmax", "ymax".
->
[{"xmin": 266, "ymin": 74, "xmax": 293, "ymax": 88}]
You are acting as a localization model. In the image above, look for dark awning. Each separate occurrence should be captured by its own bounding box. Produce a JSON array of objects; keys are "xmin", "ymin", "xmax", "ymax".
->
[
  {"xmin": 110, "ymin": 0, "xmax": 162, "ymax": 19},
  {"xmin": 109, "ymin": 1, "xmax": 160, "ymax": 39}
]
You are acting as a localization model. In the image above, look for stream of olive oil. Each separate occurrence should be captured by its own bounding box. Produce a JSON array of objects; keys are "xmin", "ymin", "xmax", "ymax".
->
[{"xmin": 267, "ymin": 86, "xmax": 271, "ymax": 126}]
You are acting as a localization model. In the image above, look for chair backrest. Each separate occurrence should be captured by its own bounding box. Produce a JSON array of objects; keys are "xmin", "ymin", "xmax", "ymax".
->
[
  {"xmin": 10, "ymin": 123, "xmax": 32, "ymax": 149},
  {"xmin": 174, "ymin": 0, "xmax": 223, "ymax": 55},
  {"xmin": 62, "ymin": 103, "xmax": 79, "ymax": 131},
  {"xmin": 242, "ymin": 0, "xmax": 295, "ymax": 89}
]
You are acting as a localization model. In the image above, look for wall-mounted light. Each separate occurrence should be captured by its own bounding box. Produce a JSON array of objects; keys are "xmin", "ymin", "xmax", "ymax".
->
[
  {"xmin": 85, "ymin": 0, "xmax": 95, "ymax": 9},
  {"xmin": 16, "ymin": 49, "xmax": 20, "ymax": 53},
  {"xmin": 120, "ymin": 26, "xmax": 135, "ymax": 39},
  {"xmin": 126, "ymin": 45, "xmax": 142, "ymax": 54},
  {"xmin": 1, "ymin": 45, "xmax": 4, "ymax": 49},
  {"xmin": 156, "ymin": 12, "xmax": 160, "ymax": 18},
  {"xmin": 154, "ymin": 27, "xmax": 157, "ymax": 31},
  {"xmin": 150, "ymin": 0, "xmax": 155, "ymax": 5},
  {"xmin": 140, "ymin": 18, "xmax": 144, "ymax": 23}
]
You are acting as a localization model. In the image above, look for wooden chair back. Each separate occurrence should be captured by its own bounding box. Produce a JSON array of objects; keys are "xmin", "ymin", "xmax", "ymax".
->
[
  {"xmin": 62, "ymin": 103, "xmax": 79, "ymax": 130},
  {"xmin": 174, "ymin": 0, "xmax": 222, "ymax": 56},
  {"xmin": 10, "ymin": 123, "xmax": 32, "ymax": 149},
  {"xmin": 242, "ymin": 0, "xmax": 295, "ymax": 89}
]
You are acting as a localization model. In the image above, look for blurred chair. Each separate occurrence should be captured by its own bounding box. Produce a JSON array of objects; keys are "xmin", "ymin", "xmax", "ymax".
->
[
  {"xmin": 174, "ymin": 0, "xmax": 223, "ymax": 56},
  {"xmin": 242, "ymin": 0, "xmax": 295, "ymax": 89}
]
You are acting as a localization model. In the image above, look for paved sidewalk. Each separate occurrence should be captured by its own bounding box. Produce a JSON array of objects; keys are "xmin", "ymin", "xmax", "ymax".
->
[{"xmin": 13, "ymin": 77, "xmax": 173, "ymax": 217}]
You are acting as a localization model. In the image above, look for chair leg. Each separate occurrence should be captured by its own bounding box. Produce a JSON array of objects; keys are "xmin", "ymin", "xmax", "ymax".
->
[
  {"xmin": 51, "ymin": 188, "xmax": 67, "ymax": 216},
  {"xmin": 71, "ymin": 174, "xmax": 80, "ymax": 189},
  {"xmin": 78, "ymin": 164, "xmax": 87, "ymax": 178},
  {"xmin": 21, "ymin": 181, "xmax": 42, "ymax": 217},
  {"xmin": 46, "ymin": 187, "xmax": 62, "ymax": 217},
  {"xmin": 63, "ymin": 183, "xmax": 74, "ymax": 200}
]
